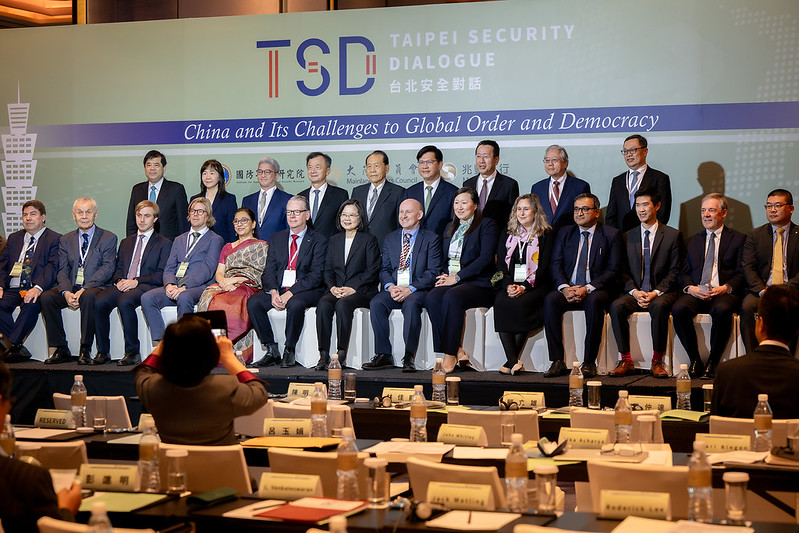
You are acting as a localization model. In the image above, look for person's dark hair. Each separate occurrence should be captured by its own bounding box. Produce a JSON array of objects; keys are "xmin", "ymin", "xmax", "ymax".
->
[
  {"xmin": 758, "ymin": 285, "xmax": 799, "ymax": 345},
  {"xmin": 624, "ymin": 134, "xmax": 648, "ymax": 149},
  {"xmin": 0, "ymin": 360, "xmax": 11, "ymax": 403},
  {"xmin": 767, "ymin": 188, "xmax": 794, "ymax": 206},
  {"xmin": 575, "ymin": 193, "xmax": 600, "ymax": 210},
  {"xmin": 634, "ymin": 187, "xmax": 661, "ymax": 207},
  {"xmin": 445, "ymin": 187, "xmax": 483, "ymax": 238},
  {"xmin": 476, "ymin": 140, "xmax": 499, "ymax": 158},
  {"xmin": 416, "ymin": 145, "xmax": 443, "ymax": 162},
  {"xmin": 335, "ymin": 199, "xmax": 368, "ymax": 233},
  {"xmin": 199, "ymin": 159, "xmax": 228, "ymax": 199},
  {"xmin": 306, "ymin": 152, "xmax": 332, "ymax": 167},
  {"xmin": 143, "ymin": 150, "xmax": 167, "ymax": 166},
  {"xmin": 22, "ymin": 199, "xmax": 46, "ymax": 216},
  {"xmin": 160, "ymin": 315, "xmax": 219, "ymax": 387},
  {"xmin": 234, "ymin": 207, "xmax": 258, "ymax": 239},
  {"xmin": 367, "ymin": 150, "xmax": 389, "ymax": 165}
]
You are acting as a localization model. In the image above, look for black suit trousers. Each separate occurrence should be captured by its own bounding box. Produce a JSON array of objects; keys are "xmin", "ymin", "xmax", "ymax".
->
[
  {"xmin": 315, "ymin": 290, "xmax": 372, "ymax": 352},
  {"xmin": 426, "ymin": 283, "xmax": 495, "ymax": 354},
  {"xmin": 0, "ymin": 289, "xmax": 41, "ymax": 344},
  {"xmin": 40, "ymin": 287, "xmax": 103, "ymax": 348},
  {"xmin": 544, "ymin": 289, "xmax": 612, "ymax": 364},
  {"xmin": 671, "ymin": 292, "xmax": 740, "ymax": 363},
  {"xmin": 609, "ymin": 292, "xmax": 677, "ymax": 355},
  {"xmin": 247, "ymin": 289, "xmax": 323, "ymax": 349}
]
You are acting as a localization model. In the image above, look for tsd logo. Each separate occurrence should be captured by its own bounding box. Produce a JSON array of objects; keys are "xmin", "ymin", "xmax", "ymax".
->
[{"xmin": 257, "ymin": 36, "xmax": 377, "ymax": 97}]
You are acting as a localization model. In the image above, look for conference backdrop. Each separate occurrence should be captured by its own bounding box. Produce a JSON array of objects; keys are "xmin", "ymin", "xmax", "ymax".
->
[{"xmin": 1, "ymin": 0, "xmax": 797, "ymax": 238}]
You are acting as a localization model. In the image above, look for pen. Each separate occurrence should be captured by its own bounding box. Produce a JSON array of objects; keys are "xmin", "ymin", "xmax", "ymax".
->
[
  {"xmin": 251, "ymin": 503, "xmax": 282, "ymax": 513},
  {"xmin": 467, "ymin": 511, "xmax": 472, "ymax": 524}
]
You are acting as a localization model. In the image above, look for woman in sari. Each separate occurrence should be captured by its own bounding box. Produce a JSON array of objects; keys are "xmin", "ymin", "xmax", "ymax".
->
[{"xmin": 197, "ymin": 207, "xmax": 268, "ymax": 361}]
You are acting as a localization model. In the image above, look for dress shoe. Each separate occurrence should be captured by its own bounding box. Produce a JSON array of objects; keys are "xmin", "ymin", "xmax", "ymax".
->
[
  {"xmin": 402, "ymin": 354, "xmax": 416, "ymax": 373},
  {"xmin": 336, "ymin": 349, "xmax": 348, "ymax": 368},
  {"xmin": 651, "ymin": 360, "xmax": 669, "ymax": 378},
  {"xmin": 280, "ymin": 347, "xmax": 296, "ymax": 368},
  {"xmin": 442, "ymin": 354, "xmax": 457, "ymax": 374},
  {"xmin": 314, "ymin": 350, "xmax": 330, "ymax": 371},
  {"xmin": 456, "ymin": 348, "xmax": 474, "ymax": 371},
  {"xmin": 581, "ymin": 362, "xmax": 598, "ymax": 379},
  {"xmin": 77, "ymin": 347, "xmax": 92, "ymax": 365},
  {"xmin": 543, "ymin": 359, "xmax": 568, "ymax": 378},
  {"xmin": 44, "ymin": 347, "xmax": 73, "ymax": 365},
  {"xmin": 3, "ymin": 344, "xmax": 32, "ymax": 363},
  {"xmin": 362, "ymin": 353, "xmax": 395, "ymax": 370},
  {"xmin": 117, "ymin": 352, "xmax": 141, "ymax": 366},
  {"xmin": 700, "ymin": 361, "xmax": 717, "ymax": 380},
  {"xmin": 688, "ymin": 359, "xmax": 705, "ymax": 379},
  {"xmin": 251, "ymin": 343, "xmax": 280, "ymax": 367},
  {"xmin": 608, "ymin": 359, "xmax": 635, "ymax": 377},
  {"xmin": 92, "ymin": 353, "xmax": 111, "ymax": 365}
]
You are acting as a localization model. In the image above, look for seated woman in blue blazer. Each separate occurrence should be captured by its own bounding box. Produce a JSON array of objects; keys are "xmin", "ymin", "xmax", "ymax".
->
[
  {"xmin": 426, "ymin": 187, "xmax": 499, "ymax": 373},
  {"xmin": 314, "ymin": 199, "xmax": 380, "ymax": 370},
  {"xmin": 190, "ymin": 159, "xmax": 238, "ymax": 244}
]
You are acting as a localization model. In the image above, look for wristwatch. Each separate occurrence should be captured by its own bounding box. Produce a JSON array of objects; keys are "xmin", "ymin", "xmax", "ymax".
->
[{"xmin": 454, "ymin": 275, "xmax": 461, "ymax": 283}]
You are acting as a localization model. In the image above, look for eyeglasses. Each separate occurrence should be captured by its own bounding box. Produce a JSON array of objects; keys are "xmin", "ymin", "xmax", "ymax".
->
[
  {"xmin": 232, "ymin": 218, "xmax": 252, "ymax": 225},
  {"xmin": 417, "ymin": 159, "xmax": 438, "ymax": 166},
  {"xmin": 285, "ymin": 209, "xmax": 308, "ymax": 216},
  {"xmin": 621, "ymin": 147, "xmax": 644, "ymax": 155},
  {"xmin": 190, "ymin": 209, "xmax": 206, "ymax": 215},
  {"xmin": 256, "ymin": 169, "xmax": 275, "ymax": 175},
  {"xmin": 573, "ymin": 206, "xmax": 597, "ymax": 214},
  {"xmin": 341, "ymin": 213, "xmax": 360, "ymax": 218},
  {"xmin": 543, "ymin": 158, "xmax": 562, "ymax": 164},
  {"xmin": 764, "ymin": 203, "xmax": 789, "ymax": 210}
]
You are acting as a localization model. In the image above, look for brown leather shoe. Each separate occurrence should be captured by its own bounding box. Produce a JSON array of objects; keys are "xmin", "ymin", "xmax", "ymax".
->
[
  {"xmin": 651, "ymin": 360, "xmax": 669, "ymax": 378},
  {"xmin": 608, "ymin": 359, "xmax": 635, "ymax": 376}
]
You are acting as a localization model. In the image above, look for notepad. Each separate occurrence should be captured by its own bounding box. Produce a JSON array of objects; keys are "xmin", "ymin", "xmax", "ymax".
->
[{"xmin": 255, "ymin": 497, "xmax": 368, "ymax": 524}]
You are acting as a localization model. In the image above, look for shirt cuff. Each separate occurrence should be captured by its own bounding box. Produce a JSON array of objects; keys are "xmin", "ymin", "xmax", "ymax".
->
[
  {"xmin": 409, "ymin": 285, "xmax": 417, "ymax": 293},
  {"xmin": 586, "ymin": 284, "xmax": 596, "ymax": 293},
  {"xmin": 557, "ymin": 284, "xmax": 569, "ymax": 292},
  {"xmin": 236, "ymin": 370, "xmax": 259, "ymax": 383},
  {"xmin": 141, "ymin": 353, "xmax": 163, "ymax": 372}
]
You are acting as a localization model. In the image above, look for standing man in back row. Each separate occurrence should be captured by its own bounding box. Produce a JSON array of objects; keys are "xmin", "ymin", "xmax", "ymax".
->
[
  {"xmin": 531, "ymin": 144, "xmax": 590, "ymax": 231},
  {"xmin": 463, "ymin": 140, "xmax": 519, "ymax": 228},
  {"xmin": 404, "ymin": 145, "xmax": 458, "ymax": 237},
  {"xmin": 242, "ymin": 157, "xmax": 292, "ymax": 243},
  {"xmin": 126, "ymin": 150, "xmax": 189, "ymax": 241},
  {"xmin": 352, "ymin": 150, "xmax": 405, "ymax": 247},
  {"xmin": 300, "ymin": 152, "xmax": 349, "ymax": 239}
]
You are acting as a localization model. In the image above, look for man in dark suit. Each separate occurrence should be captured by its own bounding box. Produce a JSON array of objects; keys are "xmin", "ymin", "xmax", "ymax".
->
[
  {"xmin": 403, "ymin": 145, "xmax": 458, "ymax": 237},
  {"xmin": 248, "ymin": 195, "xmax": 328, "ymax": 368},
  {"xmin": 463, "ymin": 140, "xmax": 519, "ymax": 228},
  {"xmin": 608, "ymin": 188, "xmax": 683, "ymax": 377},
  {"xmin": 543, "ymin": 193, "xmax": 622, "ymax": 378},
  {"xmin": 740, "ymin": 188, "xmax": 799, "ymax": 353},
  {"xmin": 140, "ymin": 197, "xmax": 224, "ymax": 354},
  {"xmin": 672, "ymin": 193, "xmax": 746, "ymax": 379},
  {"xmin": 605, "ymin": 135, "xmax": 672, "ymax": 232},
  {"xmin": 241, "ymin": 157, "xmax": 292, "ymax": 243},
  {"xmin": 0, "ymin": 200, "xmax": 61, "ymax": 363},
  {"xmin": 711, "ymin": 285, "xmax": 799, "ymax": 419},
  {"xmin": 365, "ymin": 199, "xmax": 443, "ymax": 370},
  {"xmin": 93, "ymin": 201, "xmax": 171, "ymax": 366},
  {"xmin": 531, "ymin": 144, "xmax": 591, "ymax": 231},
  {"xmin": 126, "ymin": 150, "xmax": 189, "ymax": 241},
  {"xmin": 352, "ymin": 150, "xmax": 405, "ymax": 246},
  {"xmin": 299, "ymin": 152, "xmax": 349, "ymax": 239},
  {"xmin": 39, "ymin": 198, "xmax": 117, "ymax": 365}
]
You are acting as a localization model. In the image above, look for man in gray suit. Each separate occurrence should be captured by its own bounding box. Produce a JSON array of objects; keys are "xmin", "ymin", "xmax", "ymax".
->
[
  {"xmin": 351, "ymin": 150, "xmax": 405, "ymax": 247},
  {"xmin": 40, "ymin": 198, "xmax": 118, "ymax": 364}
]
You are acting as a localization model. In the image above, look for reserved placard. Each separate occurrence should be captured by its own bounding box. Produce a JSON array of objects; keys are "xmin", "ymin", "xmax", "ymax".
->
[
  {"xmin": 263, "ymin": 418, "xmax": 312, "ymax": 437},
  {"xmin": 381, "ymin": 387, "xmax": 416, "ymax": 403},
  {"xmin": 628, "ymin": 395, "xmax": 672, "ymax": 413},
  {"xmin": 427, "ymin": 482, "xmax": 494, "ymax": 511},
  {"xmin": 79, "ymin": 464, "xmax": 139, "ymax": 492},
  {"xmin": 501, "ymin": 391, "xmax": 545, "ymax": 410},
  {"xmin": 436, "ymin": 424, "xmax": 488, "ymax": 447},
  {"xmin": 695, "ymin": 433, "xmax": 752, "ymax": 452},
  {"xmin": 287, "ymin": 383, "xmax": 317, "ymax": 399},
  {"xmin": 599, "ymin": 489, "xmax": 671, "ymax": 520},
  {"xmin": 34, "ymin": 409, "xmax": 72, "ymax": 429},
  {"xmin": 258, "ymin": 472, "xmax": 322, "ymax": 500},
  {"xmin": 558, "ymin": 427, "xmax": 610, "ymax": 448}
]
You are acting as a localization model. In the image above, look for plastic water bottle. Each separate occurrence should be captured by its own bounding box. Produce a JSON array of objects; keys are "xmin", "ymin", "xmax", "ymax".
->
[
  {"xmin": 504, "ymin": 433, "xmax": 528, "ymax": 512},
  {"xmin": 676, "ymin": 363, "xmax": 692, "ymax": 410},
  {"xmin": 409, "ymin": 385, "xmax": 427, "ymax": 442},
  {"xmin": 568, "ymin": 362, "xmax": 584, "ymax": 407},
  {"xmin": 614, "ymin": 390, "xmax": 632, "ymax": 444},
  {"xmin": 336, "ymin": 427, "xmax": 360, "ymax": 499},
  {"xmin": 311, "ymin": 382, "xmax": 329, "ymax": 437},
  {"xmin": 329, "ymin": 515, "xmax": 348, "ymax": 533},
  {"xmin": 687, "ymin": 440, "xmax": 713, "ymax": 522},
  {"xmin": 138, "ymin": 418, "xmax": 160, "ymax": 492},
  {"xmin": 0, "ymin": 414, "xmax": 15, "ymax": 458},
  {"xmin": 753, "ymin": 393, "xmax": 773, "ymax": 452},
  {"xmin": 87, "ymin": 501, "xmax": 113, "ymax": 532},
  {"xmin": 328, "ymin": 354, "xmax": 342, "ymax": 401},
  {"xmin": 234, "ymin": 350, "xmax": 245, "ymax": 365},
  {"xmin": 70, "ymin": 374, "xmax": 87, "ymax": 429},
  {"xmin": 431, "ymin": 358, "xmax": 446, "ymax": 402}
]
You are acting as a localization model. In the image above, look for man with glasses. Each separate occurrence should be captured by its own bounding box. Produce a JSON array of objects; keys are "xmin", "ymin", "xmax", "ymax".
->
[
  {"xmin": 403, "ymin": 145, "xmax": 457, "ymax": 236},
  {"xmin": 299, "ymin": 152, "xmax": 349, "ymax": 239},
  {"xmin": 740, "ymin": 189, "xmax": 799, "ymax": 353},
  {"xmin": 463, "ymin": 140, "xmax": 519, "ymax": 228},
  {"xmin": 531, "ymin": 144, "xmax": 590, "ymax": 231},
  {"xmin": 248, "ymin": 195, "xmax": 327, "ymax": 368},
  {"xmin": 126, "ymin": 150, "xmax": 189, "ymax": 241},
  {"xmin": 242, "ymin": 157, "xmax": 292, "ymax": 243},
  {"xmin": 543, "ymin": 193, "xmax": 622, "ymax": 378},
  {"xmin": 606, "ymin": 135, "xmax": 672, "ymax": 232}
]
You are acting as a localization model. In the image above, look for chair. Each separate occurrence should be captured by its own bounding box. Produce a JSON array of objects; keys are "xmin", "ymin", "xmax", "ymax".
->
[
  {"xmin": 157, "ymin": 443, "xmax": 251, "ymax": 494},
  {"xmin": 405, "ymin": 456, "xmax": 506, "ymax": 510},
  {"xmin": 37, "ymin": 516, "xmax": 156, "ymax": 533},
  {"xmin": 53, "ymin": 393, "xmax": 133, "ymax": 430},
  {"xmin": 267, "ymin": 447, "xmax": 370, "ymax": 498},
  {"xmin": 447, "ymin": 409, "xmax": 539, "ymax": 447},
  {"xmin": 272, "ymin": 400, "xmax": 356, "ymax": 438},
  {"xmin": 15, "ymin": 441, "xmax": 87, "ymax": 469},
  {"xmin": 234, "ymin": 399, "xmax": 275, "ymax": 437},
  {"xmin": 709, "ymin": 415, "xmax": 799, "ymax": 447},
  {"xmin": 601, "ymin": 312, "xmax": 674, "ymax": 373},
  {"xmin": 570, "ymin": 407, "xmax": 664, "ymax": 443}
]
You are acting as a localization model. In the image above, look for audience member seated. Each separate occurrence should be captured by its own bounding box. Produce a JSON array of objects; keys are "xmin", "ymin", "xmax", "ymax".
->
[{"xmin": 190, "ymin": 159, "xmax": 238, "ymax": 244}]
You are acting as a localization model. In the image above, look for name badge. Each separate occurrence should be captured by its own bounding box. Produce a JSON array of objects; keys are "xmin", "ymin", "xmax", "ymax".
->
[
  {"xmin": 79, "ymin": 464, "xmax": 139, "ymax": 492},
  {"xmin": 287, "ymin": 382, "xmax": 318, "ymax": 399},
  {"xmin": 175, "ymin": 261, "xmax": 189, "ymax": 278},
  {"xmin": 436, "ymin": 424, "xmax": 488, "ymax": 447},
  {"xmin": 10, "ymin": 262, "xmax": 23, "ymax": 277},
  {"xmin": 282, "ymin": 269, "xmax": 296, "ymax": 288},
  {"xmin": 695, "ymin": 433, "xmax": 752, "ymax": 452},
  {"xmin": 259, "ymin": 472, "xmax": 322, "ymax": 500},
  {"xmin": 599, "ymin": 489, "xmax": 671, "ymax": 520},
  {"xmin": 558, "ymin": 427, "xmax": 610, "ymax": 448},
  {"xmin": 75, "ymin": 267, "xmax": 84, "ymax": 286},
  {"xmin": 448, "ymin": 259, "xmax": 461, "ymax": 275},
  {"xmin": 34, "ymin": 409, "xmax": 72, "ymax": 429},
  {"xmin": 397, "ymin": 269, "xmax": 411, "ymax": 287},
  {"xmin": 427, "ymin": 482, "xmax": 494, "ymax": 511},
  {"xmin": 513, "ymin": 263, "xmax": 527, "ymax": 282},
  {"xmin": 264, "ymin": 418, "xmax": 312, "ymax": 437}
]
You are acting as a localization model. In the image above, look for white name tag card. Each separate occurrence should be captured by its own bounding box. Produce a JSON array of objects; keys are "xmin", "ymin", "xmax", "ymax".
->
[
  {"xmin": 629, "ymin": 395, "xmax": 672, "ymax": 412},
  {"xmin": 263, "ymin": 418, "xmax": 312, "ymax": 437},
  {"xmin": 287, "ymin": 382, "xmax": 317, "ymax": 399},
  {"xmin": 175, "ymin": 261, "xmax": 189, "ymax": 278},
  {"xmin": 258, "ymin": 472, "xmax": 322, "ymax": 500},
  {"xmin": 281, "ymin": 269, "xmax": 296, "ymax": 288},
  {"xmin": 501, "ymin": 391, "xmax": 546, "ymax": 410},
  {"xmin": 397, "ymin": 269, "xmax": 411, "ymax": 287},
  {"xmin": 79, "ymin": 464, "xmax": 139, "ymax": 492},
  {"xmin": 382, "ymin": 387, "xmax": 416, "ymax": 403},
  {"xmin": 10, "ymin": 262, "xmax": 23, "ymax": 277},
  {"xmin": 558, "ymin": 427, "xmax": 610, "ymax": 448},
  {"xmin": 35, "ymin": 409, "xmax": 72, "ymax": 429},
  {"xmin": 427, "ymin": 482, "xmax": 494, "ymax": 511},
  {"xmin": 75, "ymin": 267, "xmax": 85, "ymax": 286},
  {"xmin": 436, "ymin": 424, "xmax": 488, "ymax": 447},
  {"xmin": 696, "ymin": 433, "xmax": 752, "ymax": 452},
  {"xmin": 599, "ymin": 489, "xmax": 671, "ymax": 520}
]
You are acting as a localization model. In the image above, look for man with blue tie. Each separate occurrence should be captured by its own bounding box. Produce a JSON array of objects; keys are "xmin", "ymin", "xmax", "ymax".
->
[
  {"xmin": 39, "ymin": 198, "xmax": 118, "ymax": 364},
  {"xmin": 463, "ymin": 140, "xmax": 519, "ymax": 228},
  {"xmin": 241, "ymin": 157, "xmax": 292, "ymax": 243},
  {"xmin": 531, "ymin": 145, "xmax": 591, "ymax": 231},
  {"xmin": 0, "ymin": 200, "xmax": 61, "ymax": 363},
  {"xmin": 543, "ymin": 194, "xmax": 623, "ymax": 378},
  {"xmin": 126, "ymin": 150, "xmax": 189, "ymax": 241},
  {"xmin": 351, "ymin": 150, "xmax": 405, "ymax": 246},
  {"xmin": 403, "ymin": 145, "xmax": 458, "ymax": 237},
  {"xmin": 364, "ymin": 199, "xmax": 443, "ymax": 371},
  {"xmin": 299, "ymin": 152, "xmax": 349, "ymax": 239}
]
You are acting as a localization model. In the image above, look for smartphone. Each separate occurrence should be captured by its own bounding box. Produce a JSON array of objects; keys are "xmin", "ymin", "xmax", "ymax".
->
[{"xmin": 186, "ymin": 310, "xmax": 227, "ymax": 338}]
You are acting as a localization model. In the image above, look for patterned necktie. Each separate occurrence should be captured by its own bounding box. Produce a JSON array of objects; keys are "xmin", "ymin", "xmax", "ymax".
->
[
  {"xmin": 19, "ymin": 235, "xmax": 35, "ymax": 289},
  {"xmin": 575, "ymin": 231, "xmax": 589, "ymax": 286},
  {"xmin": 149, "ymin": 185, "xmax": 157, "ymax": 202},
  {"xmin": 80, "ymin": 233, "xmax": 89, "ymax": 263},
  {"xmin": 258, "ymin": 190, "xmax": 267, "ymax": 223},
  {"xmin": 288, "ymin": 234, "xmax": 299, "ymax": 270},
  {"xmin": 699, "ymin": 232, "xmax": 716, "ymax": 287},
  {"xmin": 188, "ymin": 231, "xmax": 200, "ymax": 254},
  {"xmin": 127, "ymin": 234, "xmax": 145, "ymax": 279},
  {"xmin": 773, "ymin": 228, "xmax": 785, "ymax": 285},
  {"xmin": 311, "ymin": 189, "xmax": 320, "ymax": 223},
  {"xmin": 628, "ymin": 171, "xmax": 640, "ymax": 208},
  {"xmin": 368, "ymin": 187, "xmax": 378, "ymax": 221},
  {"xmin": 424, "ymin": 185, "xmax": 433, "ymax": 213},
  {"xmin": 399, "ymin": 232, "xmax": 411, "ymax": 270},
  {"xmin": 550, "ymin": 180, "xmax": 560, "ymax": 215},
  {"xmin": 479, "ymin": 179, "xmax": 488, "ymax": 211},
  {"xmin": 642, "ymin": 229, "xmax": 652, "ymax": 292}
]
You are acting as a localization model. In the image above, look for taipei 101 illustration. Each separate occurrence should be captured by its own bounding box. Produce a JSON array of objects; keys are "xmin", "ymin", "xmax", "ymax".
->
[{"xmin": 1, "ymin": 82, "xmax": 38, "ymax": 235}]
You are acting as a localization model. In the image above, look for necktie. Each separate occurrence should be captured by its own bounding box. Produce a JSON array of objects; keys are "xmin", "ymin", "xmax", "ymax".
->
[
  {"xmin": 368, "ymin": 187, "xmax": 378, "ymax": 221},
  {"xmin": 628, "ymin": 171, "xmax": 640, "ymax": 208},
  {"xmin": 188, "ymin": 231, "xmax": 200, "ymax": 254},
  {"xmin": 479, "ymin": 179, "xmax": 488, "ymax": 211},
  {"xmin": 575, "ymin": 231, "xmax": 589, "ymax": 286},
  {"xmin": 80, "ymin": 233, "xmax": 89, "ymax": 263},
  {"xmin": 288, "ymin": 234, "xmax": 299, "ymax": 270},
  {"xmin": 149, "ymin": 185, "xmax": 157, "ymax": 202},
  {"xmin": 550, "ymin": 180, "xmax": 559, "ymax": 215},
  {"xmin": 311, "ymin": 189, "xmax": 320, "ymax": 223},
  {"xmin": 399, "ymin": 232, "xmax": 411, "ymax": 270},
  {"xmin": 642, "ymin": 229, "xmax": 651, "ymax": 292},
  {"xmin": 127, "ymin": 234, "xmax": 145, "ymax": 279},
  {"xmin": 699, "ymin": 232, "xmax": 716, "ymax": 287},
  {"xmin": 773, "ymin": 228, "xmax": 785, "ymax": 285},
  {"xmin": 424, "ymin": 185, "xmax": 433, "ymax": 213},
  {"xmin": 258, "ymin": 190, "xmax": 267, "ymax": 223},
  {"xmin": 19, "ymin": 236, "xmax": 35, "ymax": 289}
]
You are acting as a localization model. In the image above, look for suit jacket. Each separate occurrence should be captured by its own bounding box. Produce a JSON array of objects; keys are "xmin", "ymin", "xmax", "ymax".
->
[
  {"xmin": 606, "ymin": 167, "xmax": 672, "ymax": 232},
  {"xmin": 463, "ymin": 172, "xmax": 519, "ymax": 228},
  {"xmin": 190, "ymin": 191, "xmax": 238, "ymax": 244},
  {"xmin": 441, "ymin": 218, "xmax": 499, "ymax": 288},
  {"xmin": 352, "ymin": 180, "xmax": 405, "ymax": 246},
  {"xmin": 551, "ymin": 222, "xmax": 623, "ymax": 292},
  {"xmin": 379, "ymin": 227, "xmax": 443, "ymax": 291},
  {"xmin": 680, "ymin": 226, "xmax": 746, "ymax": 293},
  {"xmin": 621, "ymin": 224, "xmax": 683, "ymax": 294},
  {"xmin": 404, "ymin": 179, "xmax": 458, "ymax": 236},
  {"xmin": 496, "ymin": 228, "xmax": 555, "ymax": 292},
  {"xmin": 262, "ymin": 228, "xmax": 327, "ymax": 295},
  {"xmin": 241, "ymin": 187, "xmax": 292, "ymax": 244},
  {"xmin": 300, "ymin": 184, "xmax": 349, "ymax": 239},
  {"xmin": 55, "ymin": 226, "xmax": 118, "ymax": 292},
  {"xmin": 126, "ymin": 179, "xmax": 189, "ymax": 241},
  {"xmin": 531, "ymin": 175, "xmax": 591, "ymax": 231},
  {"xmin": 0, "ymin": 228, "xmax": 61, "ymax": 291},
  {"xmin": 162, "ymin": 229, "xmax": 224, "ymax": 289},
  {"xmin": 112, "ymin": 232, "xmax": 172, "ymax": 289},
  {"xmin": 324, "ymin": 231, "xmax": 380, "ymax": 298},
  {"xmin": 742, "ymin": 222, "xmax": 799, "ymax": 294},
  {"xmin": 0, "ymin": 455, "xmax": 72, "ymax": 533},
  {"xmin": 712, "ymin": 343, "xmax": 799, "ymax": 419}
]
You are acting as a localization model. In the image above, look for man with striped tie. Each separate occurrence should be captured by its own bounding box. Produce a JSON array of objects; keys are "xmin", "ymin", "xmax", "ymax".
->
[{"xmin": 352, "ymin": 150, "xmax": 405, "ymax": 247}]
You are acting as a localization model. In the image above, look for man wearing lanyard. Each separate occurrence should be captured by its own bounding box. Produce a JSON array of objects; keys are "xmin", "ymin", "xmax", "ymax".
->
[
  {"xmin": 0, "ymin": 200, "xmax": 61, "ymax": 363},
  {"xmin": 140, "ymin": 198, "xmax": 223, "ymax": 356},
  {"xmin": 39, "ymin": 198, "xmax": 117, "ymax": 365},
  {"xmin": 249, "ymin": 195, "xmax": 327, "ymax": 368}
]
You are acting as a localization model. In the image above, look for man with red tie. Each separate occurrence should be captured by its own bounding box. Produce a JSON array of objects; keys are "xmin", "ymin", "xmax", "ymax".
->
[{"xmin": 530, "ymin": 145, "xmax": 591, "ymax": 232}]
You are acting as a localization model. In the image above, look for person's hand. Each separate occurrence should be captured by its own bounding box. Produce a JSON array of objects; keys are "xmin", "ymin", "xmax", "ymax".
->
[
  {"xmin": 709, "ymin": 285, "xmax": 729, "ymax": 298},
  {"xmin": 435, "ymin": 274, "xmax": 457, "ymax": 287},
  {"xmin": 23, "ymin": 286, "xmax": 41, "ymax": 303},
  {"xmin": 216, "ymin": 336, "xmax": 235, "ymax": 364},
  {"xmin": 571, "ymin": 286, "xmax": 588, "ymax": 302},
  {"xmin": 507, "ymin": 284, "xmax": 525, "ymax": 298},
  {"xmin": 116, "ymin": 279, "xmax": 138, "ymax": 292},
  {"xmin": 633, "ymin": 289, "xmax": 650, "ymax": 308},
  {"xmin": 687, "ymin": 285, "xmax": 711, "ymax": 300},
  {"xmin": 389, "ymin": 285, "xmax": 411, "ymax": 302},
  {"xmin": 57, "ymin": 482, "xmax": 82, "ymax": 516},
  {"xmin": 271, "ymin": 290, "xmax": 286, "ymax": 310}
]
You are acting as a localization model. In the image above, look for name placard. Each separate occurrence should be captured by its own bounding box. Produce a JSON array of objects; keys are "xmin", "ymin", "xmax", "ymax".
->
[
  {"xmin": 427, "ymin": 482, "xmax": 494, "ymax": 511},
  {"xmin": 436, "ymin": 424, "xmax": 488, "ymax": 447},
  {"xmin": 263, "ymin": 418, "xmax": 312, "ymax": 437},
  {"xmin": 501, "ymin": 391, "xmax": 546, "ymax": 410},
  {"xmin": 695, "ymin": 433, "xmax": 752, "ymax": 452},
  {"xmin": 628, "ymin": 395, "xmax": 672, "ymax": 413},
  {"xmin": 287, "ymin": 382, "xmax": 318, "ymax": 399},
  {"xmin": 34, "ymin": 409, "xmax": 72, "ymax": 429},
  {"xmin": 258, "ymin": 472, "xmax": 322, "ymax": 500},
  {"xmin": 599, "ymin": 490, "xmax": 671, "ymax": 520},
  {"xmin": 79, "ymin": 464, "xmax": 140, "ymax": 492},
  {"xmin": 381, "ymin": 387, "xmax": 416, "ymax": 403},
  {"xmin": 558, "ymin": 427, "xmax": 610, "ymax": 448}
]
